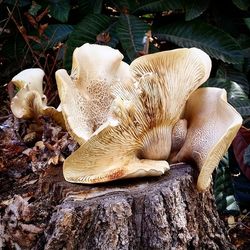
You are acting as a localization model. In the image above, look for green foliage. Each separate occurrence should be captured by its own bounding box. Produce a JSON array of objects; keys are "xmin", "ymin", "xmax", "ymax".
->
[
  {"xmin": 154, "ymin": 21, "xmax": 243, "ymax": 64},
  {"xmin": 184, "ymin": 0, "xmax": 210, "ymax": 21},
  {"xmin": 116, "ymin": 14, "xmax": 149, "ymax": 60},
  {"xmin": 44, "ymin": 24, "xmax": 73, "ymax": 48},
  {"xmin": 133, "ymin": 0, "xmax": 183, "ymax": 13},
  {"xmin": 232, "ymin": 0, "xmax": 250, "ymax": 10},
  {"xmin": 214, "ymin": 154, "xmax": 240, "ymax": 214},
  {"xmin": 64, "ymin": 14, "xmax": 111, "ymax": 68},
  {"xmin": 48, "ymin": 0, "xmax": 70, "ymax": 23}
]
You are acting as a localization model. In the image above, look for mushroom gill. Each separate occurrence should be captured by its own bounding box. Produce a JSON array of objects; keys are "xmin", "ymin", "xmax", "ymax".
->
[
  {"xmin": 130, "ymin": 47, "xmax": 211, "ymax": 160},
  {"xmin": 62, "ymin": 47, "xmax": 212, "ymax": 184},
  {"xmin": 172, "ymin": 87, "xmax": 242, "ymax": 191},
  {"xmin": 55, "ymin": 43, "xmax": 131, "ymax": 145}
]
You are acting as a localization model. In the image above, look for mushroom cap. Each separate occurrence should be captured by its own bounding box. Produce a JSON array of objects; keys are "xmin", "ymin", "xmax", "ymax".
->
[
  {"xmin": 130, "ymin": 47, "xmax": 212, "ymax": 121},
  {"xmin": 71, "ymin": 43, "xmax": 131, "ymax": 84},
  {"xmin": 55, "ymin": 43, "xmax": 131, "ymax": 144},
  {"xmin": 62, "ymin": 47, "xmax": 213, "ymax": 184},
  {"xmin": 63, "ymin": 104, "xmax": 169, "ymax": 184},
  {"xmin": 11, "ymin": 68, "xmax": 45, "ymax": 96},
  {"xmin": 173, "ymin": 87, "xmax": 242, "ymax": 192}
]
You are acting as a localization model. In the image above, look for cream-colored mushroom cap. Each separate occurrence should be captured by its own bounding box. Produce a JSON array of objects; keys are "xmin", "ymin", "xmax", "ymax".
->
[
  {"xmin": 173, "ymin": 87, "xmax": 242, "ymax": 192},
  {"xmin": 11, "ymin": 68, "xmax": 45, "ymax": 96},
  {"xmin": 62, "ymin": 47, "xmax": 212, "ymax": 184},
  {"xmin": 55, "ymin": 43, "xmax": 131, "ymax": 145},
  {"xmin": 130, "ymin": 47, "xmax": 211, "ymax": 121}
]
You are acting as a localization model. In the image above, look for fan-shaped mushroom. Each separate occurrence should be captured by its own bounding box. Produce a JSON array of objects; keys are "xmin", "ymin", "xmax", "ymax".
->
[
  {"xmin": 11, "ymin": 68, "xmax": 45, "ymax": 95},
  {"xmin": 62, "ymin": 47, "xmax": 212, "ymax": 184},
  {"xmin": 10, "ymin": 68, "xmax": 65, "ymax": 127},
  {"xmin": 55, "ymin": 43, "xmax": 131, "ymax": 145},
  {"xmin": 171, "ymin": 87, "xmax": 242, "ymax": 191}
]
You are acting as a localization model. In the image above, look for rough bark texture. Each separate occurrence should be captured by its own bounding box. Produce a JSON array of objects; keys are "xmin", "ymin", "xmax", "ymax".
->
[
  {"xmin": 39, "ymin": 165, "xmax": 235, "ymax": 250},
  {"xmin": 0, "ymin": 117, "xmax": 235, "ymax": 249},
  {"xmin": 1, "ymin": 164, "xmax": 235, "ymax": 250}
]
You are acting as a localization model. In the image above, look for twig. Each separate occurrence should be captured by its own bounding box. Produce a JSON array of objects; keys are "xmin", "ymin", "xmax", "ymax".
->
[
  {"xmin": 6, "ymin": 7, "xmax": 49, "ymax": 84},
  {"xmin": 0, "ymin": 115, "xmax": 11, "ymax": 121},
  {"xmin": 0, "ymin": 0, "xmax": 18, "ymax": 36}
]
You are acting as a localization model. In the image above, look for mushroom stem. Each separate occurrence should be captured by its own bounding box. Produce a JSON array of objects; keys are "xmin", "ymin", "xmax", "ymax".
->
[{"xmin": 140, "ymin": 125, "xmax": 172, "ymax": 160}]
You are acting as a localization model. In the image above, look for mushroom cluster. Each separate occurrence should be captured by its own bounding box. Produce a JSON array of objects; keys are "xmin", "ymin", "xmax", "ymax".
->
[
  {"xmin": 54, "ymin": 43, "xmax": 242, "ymax": 192},
  {"xmin": 10, "ymin": 44, "xmax": 242, "ymax": 192}
]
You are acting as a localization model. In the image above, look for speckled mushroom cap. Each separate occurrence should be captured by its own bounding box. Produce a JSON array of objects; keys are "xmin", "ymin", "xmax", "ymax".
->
[
  {"xmin": 172, "ymin": 87, "xmax": 242, "ymax": 192},
  {"xmin": 55, "ymin": 43, "xmax": 131, "ymax": 145},
  {"xmin": 62, "ymin": 47, "xmax": 212, "ymax": 184}
]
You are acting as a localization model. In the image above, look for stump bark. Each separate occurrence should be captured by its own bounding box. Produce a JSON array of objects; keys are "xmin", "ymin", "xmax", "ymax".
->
[{"xmin": 1, "ymin": 164, "xmax": 235, "ymax": 250}]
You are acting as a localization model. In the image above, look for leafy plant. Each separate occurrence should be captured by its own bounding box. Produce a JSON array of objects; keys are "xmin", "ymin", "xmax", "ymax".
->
[{"xmin": 213, "ymin": 153, "xmax": 240, "ymax": 214}]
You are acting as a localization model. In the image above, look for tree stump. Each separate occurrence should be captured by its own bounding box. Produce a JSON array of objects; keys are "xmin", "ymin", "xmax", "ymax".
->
[
  {"xmin": 0, "ymin": 164, "xmax": 235, "ymax": 250},
  {"xmin": 0, "ymin": 118, "xmax": 235, "ymax": 249}
]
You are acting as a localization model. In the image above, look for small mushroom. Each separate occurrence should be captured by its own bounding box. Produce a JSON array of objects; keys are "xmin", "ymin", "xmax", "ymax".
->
[
  {"xmin": 11, "ymin": 68, "xmax": 45, "ymax": 95},
  {"xmin": 62, "ymin": 47, "xmax": 212, "ymax": 184},
  {"xmin": 10, "ymin": 68, "xmax": 65, "ymax": 127},
  {"xmin": 11, "ymin": 68, "xmax": 46, "ymax": 119},
  {"xmin": 172, "ymin": 87, "xmax": 242, "ymax": 191},
  {"xmin": 55, "ymin": 43, "xmax": 131, "ymax": 145}
]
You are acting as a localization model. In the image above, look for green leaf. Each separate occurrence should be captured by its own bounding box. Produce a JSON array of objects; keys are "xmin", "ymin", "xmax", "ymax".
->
[
  {"xmin": 49, "ymin": 0, "xmax": 70, "ymax": 23},
  {"xmin": 216, "ymin": 64, "xmax": 249, "ymax": 95},
  {"xmin": 184, "ymin": 0, "xmax": 210, "ymax": 21},
  {"xmin": 78, "ymin": 0, "xmax": 103, "ymax": 14},
  {"xmin": 91, "ymin": 0, "xmax": 104, "ymax": 13},
  {"xmin": 213, "ymin": 154, "xmax": 240, "ymax": 214},
  {"xmin": 109, "ymin": 0, "xmax": 138, "ymax": 11},
  {"xmin": 3, "ymin": 0, "xmax": 31, "ymax": 6},
  {"xmin": 232, "ymin": 0, "xmax": 250, "ymax": 10},
  {"xmin": 205, "ymin": 78, "xmax": 248, "ymax": 100},
  {"xmin": 64, "ymin": 14, "xmax": 112, "ymax": 69},
  {"xmin": 244, "ymin": 18, "xmax": 250, "ymax": 30},
  {"xmin": 116, "ymin": 14, "xmax": 149, "ymax": 61},
  {"xmin": 225, "ymin": 195, "xmax": 240, "ymax": 212},
  {"xmin": 134, "ymin": 0, "xmax": 183, "ymax": 13},
  {"xmin": 154, "ymin": 21, "xmax": 243, "ymax": 64},
  {"xmin": 28, "ymin": 2, "xmax": 42, "ymax": 16},
  {"xmin": 230, "ymin": 99, "xmax": 250, "ymax": 117},
  {"xmin": 204, "ymin": 77, "xmax": 250, "ymax": 117},
  {"xmin": 44, "ymin": 24, "xmax": 73, "ymax": 48}
]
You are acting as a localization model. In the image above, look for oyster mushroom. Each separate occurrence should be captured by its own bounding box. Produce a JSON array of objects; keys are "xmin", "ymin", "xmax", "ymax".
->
[
  {"xmin": 172, "ymin": 87, "xmax": 242, "ymax": 191},
  {"xmin": 11, "ymin": 68, "xmax": 44, "ymax": 95},
  {"xmin": 62, "ymin": 47, "xmax": 212, "ymax": 184},
  {"xmin": 55, "ymin": 43, "xmax": 131, "ymax": 145},
  {"xmin": 10, "ymin": 68, "xmax": 65, "ymax": 128}
]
